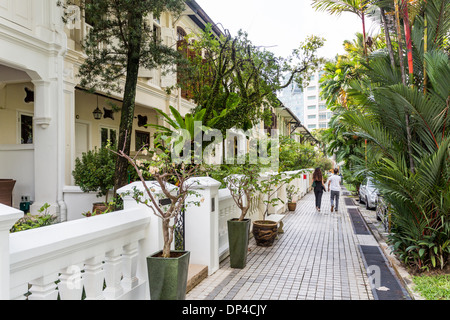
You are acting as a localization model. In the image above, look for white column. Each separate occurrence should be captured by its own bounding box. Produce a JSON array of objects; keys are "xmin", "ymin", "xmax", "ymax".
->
[
  {"xmin": 184, "ymin": 177, "xmax": 221, "ymax": 275},
  {"xmin": 30, "ymin": 79, "xmax": 59, "ymax": 216},
  {"xmin": 0, "ymin": 204, "xmax": 23, "ymax": 299}
]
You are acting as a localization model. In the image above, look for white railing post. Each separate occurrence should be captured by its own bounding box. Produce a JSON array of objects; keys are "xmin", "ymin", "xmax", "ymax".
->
[
  {"xmin": 28, "ymin": 274, "xmax": 59, "ymax": 300},
  {"xmin": 83, "ymin": 255, "xmax": 105, "ymax": 300},
  {"xmin": 0, "ymin": 204, "xmax": 22, "ymax": 300},
  {"xmin": 185, "ymin": 177, "xmax": 221, "ymax": 275},
  {"xmin": 121, "ymin": 242, "xmax": 139, "ymax": 290},
  {"xmin": 58, "ymin": 264, "xmax": 84, "ymax": 300},
  {"xmin": 103, "ymin": 248, "xmax": 124, "ymax": 300}
]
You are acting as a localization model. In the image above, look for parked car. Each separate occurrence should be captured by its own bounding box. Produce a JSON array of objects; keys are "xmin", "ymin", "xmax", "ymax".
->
[{"xmin": 359, "ymin": 177, "xmax": 379, "ymax": 210}]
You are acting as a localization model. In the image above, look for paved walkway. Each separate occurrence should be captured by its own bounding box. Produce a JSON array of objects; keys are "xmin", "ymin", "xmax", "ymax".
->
[{"xmin": 187, "ymin": 188, "xmax": 382, "ymax": 300}]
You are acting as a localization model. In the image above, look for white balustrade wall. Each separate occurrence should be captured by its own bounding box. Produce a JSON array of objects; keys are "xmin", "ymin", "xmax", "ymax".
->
[
  {"xmin": 0, "ymin": 170, "xmax": 312, "ymax": 300},
  {"xmin": 4, "ymin": 205, "xmax": 152, "ymax": 300}
]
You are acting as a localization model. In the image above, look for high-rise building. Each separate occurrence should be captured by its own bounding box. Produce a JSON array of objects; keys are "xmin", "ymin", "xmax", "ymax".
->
[
  {"xmin": 278, "ymin": 70, "xmax": 334, "ymax": 131},
  {"xmin": 278, "ymin": 78, "xmax": 304, "ymax": 124}
]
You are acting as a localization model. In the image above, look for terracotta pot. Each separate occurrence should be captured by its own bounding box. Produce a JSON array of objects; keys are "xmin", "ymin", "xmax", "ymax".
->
[
  {"xmin": 92, "ymin": 202, "xmax": 108, "ymax": 215},
  {"xmin": 288, "ymin": 202, "xmax": 297, "ymax": 211},
  {"xmin": 0, "ymin": 179, "xmax": 16, "ymax": 207},
  {"xmin": 252, "ymin": 220, "xmax": 278, "ymax": 247}
]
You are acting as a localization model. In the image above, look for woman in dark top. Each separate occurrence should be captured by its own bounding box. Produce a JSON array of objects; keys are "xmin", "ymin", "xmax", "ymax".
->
[{"xmin": 312, "ymin": 168, "xmax": 326, "ymax": 212}]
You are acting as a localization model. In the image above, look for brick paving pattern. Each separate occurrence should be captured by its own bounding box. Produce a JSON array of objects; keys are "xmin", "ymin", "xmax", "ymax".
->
[{"xmin": 187, "ymin": 189, "xmax": 375, "ymax": 300}]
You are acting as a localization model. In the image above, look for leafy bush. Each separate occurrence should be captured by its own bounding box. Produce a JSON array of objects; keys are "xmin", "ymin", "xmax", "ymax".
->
[
  {"xmin": 72, "ymin": 147, "xmax": 116, "ymax": 202},
  {"xmin": 10, "ymin": 203, "xmax": 57, "ymax": 233}
]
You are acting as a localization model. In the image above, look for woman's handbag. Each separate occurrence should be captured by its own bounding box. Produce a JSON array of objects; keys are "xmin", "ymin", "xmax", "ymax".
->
[{"xmin": 312, "ymin": 181, "xmax": 316, "ymax": 188}]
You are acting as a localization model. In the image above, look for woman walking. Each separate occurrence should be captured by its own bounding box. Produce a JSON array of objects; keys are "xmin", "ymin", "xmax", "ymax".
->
[{"xmin": 312, "ymin": 168, "xmax": 326, "ymax": 212}]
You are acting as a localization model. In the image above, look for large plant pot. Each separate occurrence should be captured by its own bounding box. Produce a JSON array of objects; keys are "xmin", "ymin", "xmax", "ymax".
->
[
  {"xmin": 227, "ymin": 218, "xmax": 251, "ymax": 269},
  {"xmin": 146, "ymin": 250, "xmax": 190, "ymax": 300},
  {"xmin": 253, "ymin": 220, "xmax": 278, "ymax": 247},
  {"xmin": 288, "ymin": 202, "xmax": 297, "ymax": 211},
  {"xmin": 0, "ymin": 179, "xmax": 16, "ymax": 207},
  {"xmin": 92, "ymin": 202, "xmax": 109, "ymax": 215}
]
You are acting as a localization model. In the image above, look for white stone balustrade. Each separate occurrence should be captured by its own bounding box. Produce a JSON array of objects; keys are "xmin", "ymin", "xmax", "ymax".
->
[
  {"xmin": 7, "ymin": 207, "xmax": 151, "ymax": 300},
  {"xmin": 1, "ymin": 171, "xmax": 313, "ymax": 300}
]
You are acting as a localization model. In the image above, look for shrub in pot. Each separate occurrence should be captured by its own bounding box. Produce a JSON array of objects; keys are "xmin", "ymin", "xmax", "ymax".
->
[
  {"xmin": 224, "ymin": 164, "xmax": 259, "ymax": 268},
  {"xmin": 254, "ymin": 172, "xmax": 300, "ymax": 246},
  {"xmin": 286, "ymin": 184, "xmax": 299, "ymax": 212},
  {"xmin": 72, "ymin": 147, "xmax": 115, "ymax": 214},
  {"xmin": 115, "ymin": 147, "xmax": 202, "ymax": 300}
]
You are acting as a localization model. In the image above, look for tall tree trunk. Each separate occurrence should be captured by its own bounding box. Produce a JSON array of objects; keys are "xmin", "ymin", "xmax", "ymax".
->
[
  {"xmin": 402, "ymin": 0, "xmax": 414, "ymax": 80},
  {"xmin": 114, "ymin": 11, "xmax": 144, "ymax": 193},
  {"xmin": 423, "ymin": 8, "xmax": 428, "ymax": 93},
  {"xmin": 394, "ymin": 0, "xmax": 416, "ymax": 174},
  {"xmin": 380, "ymin": 7, "xmax": 396, "ymax": 69},
  {"xmin": 362, "ymin": 11, "xmax": 367, "ymax": 56}
]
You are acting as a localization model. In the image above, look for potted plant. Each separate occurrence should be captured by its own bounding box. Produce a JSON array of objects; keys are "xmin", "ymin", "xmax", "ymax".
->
[
  {"xmin": 115, "ymin": 146, "xmax": 201, "ymax": 300},
  {"xmin": 286, "ymin": 184, "xmax": 299, "ymax": 212},
  {"xmin": 72, "ymin": 147, "xmax": 115, "ymax": 214},
  {"xmin": 253, "ymin": 172, "xmax": 300, "ymax": 246},
  {"xmin": 223, "ymin": 164, "xmax": 259, "ymax": 268}
]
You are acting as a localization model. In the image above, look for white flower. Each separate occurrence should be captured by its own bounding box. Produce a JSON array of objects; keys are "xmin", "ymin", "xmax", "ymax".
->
[
  {"xmin": 149, "ymin": 166, "xmax": 160, "ymax": 175},
  {"xmin": 142, "ymin": 149, "xmax": 148, "ymax": 156}
]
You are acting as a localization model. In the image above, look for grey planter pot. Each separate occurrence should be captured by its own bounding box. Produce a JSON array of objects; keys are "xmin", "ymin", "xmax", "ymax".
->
[
  {"xmin": 227, "ymin": 218, "xmax": 251, "ymax": 269},
  {"xmin": 146, "ymin": 250, "xmax": 190, "ymax": 300}
]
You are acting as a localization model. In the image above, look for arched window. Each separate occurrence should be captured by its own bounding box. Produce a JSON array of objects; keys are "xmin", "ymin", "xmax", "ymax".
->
[{"xmin": 177, "ymin": 27, "xmax": 187, "ymax": 42}]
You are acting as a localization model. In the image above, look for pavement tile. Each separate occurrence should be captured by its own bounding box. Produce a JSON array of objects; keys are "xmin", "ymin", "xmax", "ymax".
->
[{"xmin": 187, "ymin": 188, "xmax": 376, "ymax": 300}]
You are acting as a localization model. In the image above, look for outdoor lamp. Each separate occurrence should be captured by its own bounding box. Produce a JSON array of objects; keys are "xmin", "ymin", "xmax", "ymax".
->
[{"xmin": 93, "ymin": 95, "xmax": 103, "ymax": 120}]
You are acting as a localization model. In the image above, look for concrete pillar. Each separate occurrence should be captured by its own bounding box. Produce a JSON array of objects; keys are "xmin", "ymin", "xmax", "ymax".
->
[
  {"xmin": 30, "ymin": 79, "xmax": 60, "ymax": 216},
  {"xmin": 184, "ymin": 177, "xmax": 221, "ymax": 275},
  {"xmin": 0, "ymin": 204, "xmax": 23, "ymax": 299}
]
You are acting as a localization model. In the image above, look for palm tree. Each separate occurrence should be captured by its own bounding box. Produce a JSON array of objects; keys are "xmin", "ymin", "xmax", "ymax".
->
[
  {"xmin": 311, "ymin": 0, "xmax": 372, "ymax": 55},
  {"xmin": 320, "ymin": 0, "xmax": 450, "ymax": 270},
  {"xmin": 342, "ymin": 0, "xmax": 450, "ymax": 268}
]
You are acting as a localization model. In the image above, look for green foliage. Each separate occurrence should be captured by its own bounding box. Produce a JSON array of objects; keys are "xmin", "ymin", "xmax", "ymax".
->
[
  {"xmin": 10, "ymin": 203, "xmax": 57, "ymax": 233},
  {"xmin": 222, "ymin": 163, "xmax": 261, "ymax": 221},
  {"xmin": 176, "ymin": 25, "xmax": 324, "ymax": 133},
  {"xmin": 257, "ymin": 171, "xmax": 301, "ymax": 219},
  {"xmin": 279, "ymin": 135, "xmax": 332, "ymax": 173},
  {"xmin": 319, "ymin": 0, "xmax": 450, "ymax": 271},
  {"xmin": 413, "ymin": 274, "xmax": 450, "ymax": 300},
  {"xmin": 72, "ymin": 147, "xmax": 116, "ymax": 202}
]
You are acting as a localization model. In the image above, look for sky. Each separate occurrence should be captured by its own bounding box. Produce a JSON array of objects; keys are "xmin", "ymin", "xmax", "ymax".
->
[{"xmin": 194, "ymin": 0, "xmax": 379, "ymax": 60}]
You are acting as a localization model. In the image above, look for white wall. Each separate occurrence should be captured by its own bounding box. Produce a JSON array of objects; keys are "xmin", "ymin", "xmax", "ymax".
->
[{"xmin": 0, "ymin": 145, "xmax": 34, "ymax": 208}]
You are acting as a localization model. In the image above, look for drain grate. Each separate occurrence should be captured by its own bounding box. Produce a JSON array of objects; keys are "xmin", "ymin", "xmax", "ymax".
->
[
  {"xmin": 344, "ymin": 198, "xmax": 354, "ymax": 206},
  {"xmin": 360, "ymin": 245, "xmax": 411, "ymax": 300},
  {"xmin": 348, "ymin": 208, "xmax": 370, "ymax": 235}
]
